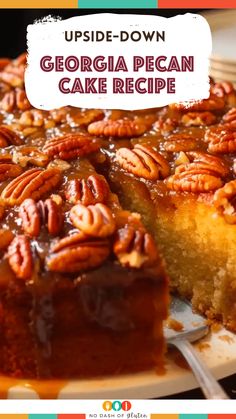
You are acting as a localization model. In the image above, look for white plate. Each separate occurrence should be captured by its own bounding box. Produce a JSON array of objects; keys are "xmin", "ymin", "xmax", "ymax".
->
[
  {"xmin": 209, "ymin": 68, "xmax": 236, "ymax": 83},
  {"xmin": 201, "ymin": 10, "xmax": 236, "ymax": 64},
  {"xmin": 3, "ymin": 328, "xmax": 236, "ymax": 399},
  {"xmin": 210, "ymin": 61, "xmax": 236, "ymax": 75}
]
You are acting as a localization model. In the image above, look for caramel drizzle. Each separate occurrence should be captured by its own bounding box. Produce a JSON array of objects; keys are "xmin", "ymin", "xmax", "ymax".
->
[{"xmin": 0, "ymin": 375, "xmax": 67, "ymax": 399}]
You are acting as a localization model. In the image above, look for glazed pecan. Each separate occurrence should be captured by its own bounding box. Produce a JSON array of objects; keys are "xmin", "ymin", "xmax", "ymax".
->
[
  {"xmin": 51, "ymin": 231, "xmax": 87, "ymax": 253},
  {"xmin": 12, "ymin": 146, "xmax": 49, "ymax": 168},
  {"xmin": 49, "ymin": 108, "xmax": 68, "ymax": 124},
  {"xmin": 214, "ymin": 180, "xmax": 236, "ymax": 224},
  {"xmin": 19, "ymin": 199, "xmax": 40, "ymax": 237},
  {"xmin": 170, "ymin": 95, "xmax": 225, "ymax": 112},
  {"xmin": 0, "ymin": 125, "xmax": 22, "ymax": 147},
  {"xmin": 43, "ymin": 133, "xmax": 101, "ymax": 160},
  {"xmin": 47, "ymin": 235, "xmax": 110, "ymax": 273},
  {"xmin": 0, "ymin": 69, "xmax": 24, "ymax": 88},
  {"xmin": 7, "ymin": 235, "xmax": 33, "ymax": 280},
  {"xmin": 0, "ymin": 162, "xmax": 22, "ymax": 182},
  {"xmin": 0, "ymin": 89, "xmax": 31, "ymax": 113},
  {"xmin": 114, "ymin": 224, "xmax": 158, "ymax": 268},
  {"xmin": 0, "ymin": 91, "xmax": 15, "ymax": 112},
  {"xmin": 181, "ymin": 111, "xmax": 216, "ymax": 126},
  {"xmin": 20, "ymin": 198, "xmax": 63, "ymax": 237},
  {"xmin": 166, "ymin": 171, "xmax": 223, "ymax": 193},
  {"xmin": 65, "ymin": 174, "xmax": 109, "ymax": 205},
  {"xmin": 18, "ymin": 109, "xmax": 47, "ymax": 127},
  {"xmin": 16, "ymin": 89, "xmax": 31, "ymax": 111},
  {"xmin": 222, "ymin": 108, "xmax": 236, "ymax": 128},
  {"xmin": 70, "ymin": 109, "xmax": 104, "ymax": 127},
  {"xmin": 183, "ymin": 151, "xmax": 230, "ymax": 178},
  {"xmin": 88, "ymin": 119, "xmax": 147, "ymax": 138},
  {"xmin": 163, "ymin": 133, "xmax": 199, "ymax": 152},
  {"xmin": 166, "ymin": 151, "xmax": 227, "ymax": 193},
  {"xmin": 1, "ymin": 167, "xmax": 61, "ymax": 206},
  {"xmin": 70, "ymin": 203, "xmax": 116, "ymax": 238},
  {"xmin": 0, "ymin": 229, "xmax": 14, "ymax": 250},
  {"xmin": 47, "ymin": 159, "xmax": 71, "ymax": 172},
  {"xmin": 211, "ymin": 81, "xmax": 234, "ymax": 98},
  {"xmin": 39, "ymin": 198, "xmax": 63, "ymax": 235},
  {"xmin": 204, "ymin": 126, "xmax": 236, "ymax": 153},
  {"xmin": 154, "ymin": 116, "xmax": 179, "ymax": 134},
  {"xmin": 116, "ymin": 144, "xmax": 170, "ymax": 180}
]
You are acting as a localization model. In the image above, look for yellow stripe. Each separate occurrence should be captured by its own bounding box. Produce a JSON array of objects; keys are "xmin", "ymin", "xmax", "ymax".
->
[
  {"xmin": 0, "ymin": 416, "xmax": 28, "ymax": 419},
  {"xmin": 151, "ymin": 416, "xmax": 179, "ymax": 419},
  {"xmin": 0, "ymin": 0, "xmax": 77, "ymax": 7}
]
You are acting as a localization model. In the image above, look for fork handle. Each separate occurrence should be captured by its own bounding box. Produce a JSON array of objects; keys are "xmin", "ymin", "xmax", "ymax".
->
[{"xmin": 172, "ymin": 339, "xmax": 229, "ymax": 399}]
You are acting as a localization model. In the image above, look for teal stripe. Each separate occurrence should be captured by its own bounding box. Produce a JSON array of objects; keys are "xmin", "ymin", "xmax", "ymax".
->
[
  {"xmin": 78, "ymin": 0, "xmax": 157, "ymax": 8},
  {"xmin": 29, "ymin": 416, "xmax": 57, "ymax": 419},
  {"xmin": 180, "ymin": 416, "xmax": 208, "ymax": 419}
]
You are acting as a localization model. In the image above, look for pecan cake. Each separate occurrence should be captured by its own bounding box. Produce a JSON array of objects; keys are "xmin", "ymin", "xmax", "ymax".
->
[
  {"xmin": 0, "ymin": 53, "xmax": 236, "ymax": 379},
  {"xmin": 0, "ymin": 54, "xmax": 168, "ymax": 379}
]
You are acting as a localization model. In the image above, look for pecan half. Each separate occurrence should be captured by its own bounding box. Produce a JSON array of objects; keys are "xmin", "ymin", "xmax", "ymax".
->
[
  {"xmin": 70, "ymin": 203, "xmax": 116, "ymax": 238},
  {"xmin": 47, "ymin": 236, "xmax": 110, "ymax": 273},
  {"xmin": 38, "ymin": 198, "xmax": 63, "ymax": 235},
  {"xmin": 166, "ymin": 171, "xmax": 223, "ymax": 193},
  {"xmin": 20, "ymin": 198, "xmax": 63, "ymax": 237},
  {"xmin": 183, "ymin": 151, "xmax": 230, "ymax": 178},
  {"xmin": 1, "ymin": 167, "xmax": 61, "ymax": 206},
  {"xmin": 0, "ymin": 91, "xmax": 15, "ymax": 112},
  {"xmin": 0, "ymin": 89, "xmax": 31, "ymax": 113},
  {"xmin": 163, "ymin": 133, "xmax": 199, "ymax": 152},
  {"xmin": 170, "ymin": 95, "xmax": 225, "ymax": 112},
  {"xmin": 43, "ymin": 133, "xmax": 101, "ymax": 160},
  {"xmin": 211, "ymin": 81, "xmax": 234, "ymax": 98},
  {"xmin": 116, "ymin": 144, "xmax": 170, "ymax": 180},
  {"xmin": 0, "ymin": 70, "xmax": 24, "ymax": 88},
  {"xmin": 0, "ymin": 229, "xmax": 14, "ymax": 250},
  {"xmin": 222, "ymin": 108, "xmax": 236, "ymax": 128},
  {"xmin": 204, "ymin": 126, "xmax": 236, "ymax": 153},
  {"xmin": 114, "ymin": 224, "xmax": 158, "ymax": 268},
  {"xmin": 19, "ymin": 199, "xmax": 40, "ymax": 237},
  {"xmin": 166, "ymin": 151, "xmax": 227, "ymax": 193},
  {"xmin": 0, "ymin": 125, "xmax": 22, "ymax": 146},
  {"xmin": 0, "ymin": 162, "xmax": 22, "ymax": 181},
  {"xmin": 65, "ymin": 174, "xmax": 109, "ymax": 205},
  {"xmin": 18, "ymin": 110, "xmax": 47, "ymax": 127},
  {"xmin": 49, "ymin": 108, "xmax": 68, "ymax": 124},
  {"xmin": 154, "ymin": 116, "xmax": 179, "ymax": 134},
  {"xmin": 12, "ymin": 146, "xmax": 49, "ymax": 168},
  {"xmin": 88, "ymin": 119, "xmax": 147, "ymax": 138},
  {"xmin": 51, "ymin": 231, "xmax": 87, "ymax": 253},
  {"xmin": 16, "ymin": 89, "xmax": 31, "ymax": 111},
  {"xmin": 70, "ymin": 109, "xmax": 104, "ymax": 127},
  {"xmin": 181, "ymin": 111, "xmax": 216, "ymax": 126},
  {"xmin": 213, "ymin": 180, "xmax": 236, "ymax": 224},
  {"xmin": 7, "ymin": 235, "xmax": 33, "ymax": 280}
]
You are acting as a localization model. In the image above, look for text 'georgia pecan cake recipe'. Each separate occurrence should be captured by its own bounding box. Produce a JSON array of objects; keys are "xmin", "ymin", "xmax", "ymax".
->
[{"xmin": 0, "ymin": 53, "xmax": 236, "ymax": 379}]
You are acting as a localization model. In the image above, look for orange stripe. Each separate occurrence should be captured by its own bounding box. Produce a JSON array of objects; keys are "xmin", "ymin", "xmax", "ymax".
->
[{"xmin": 0, "ymin": 0, "xmax": 77, "ymax": 7}]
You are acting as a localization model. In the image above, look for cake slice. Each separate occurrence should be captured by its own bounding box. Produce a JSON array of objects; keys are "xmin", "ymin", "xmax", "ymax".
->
[{"xmin": 0, "ymin": 155, "xmax": 168, "ymax": 379}]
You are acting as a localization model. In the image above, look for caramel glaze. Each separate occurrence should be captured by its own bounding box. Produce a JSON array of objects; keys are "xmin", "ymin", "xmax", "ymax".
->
[{"xmin": 0, "ymin": 375, "xmax": 67, "ymax": 399}]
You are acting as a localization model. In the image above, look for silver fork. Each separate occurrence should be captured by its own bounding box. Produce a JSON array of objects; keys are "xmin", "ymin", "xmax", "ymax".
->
[{"xmin": 164, "ymin": 296, "xmax": 229, "ymax": 399}]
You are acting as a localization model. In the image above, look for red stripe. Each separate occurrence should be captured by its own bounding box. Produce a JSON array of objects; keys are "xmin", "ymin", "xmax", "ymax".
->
[{"xmin": 159, "ymin": 0, "xmax": 235, "ymax": 7}]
